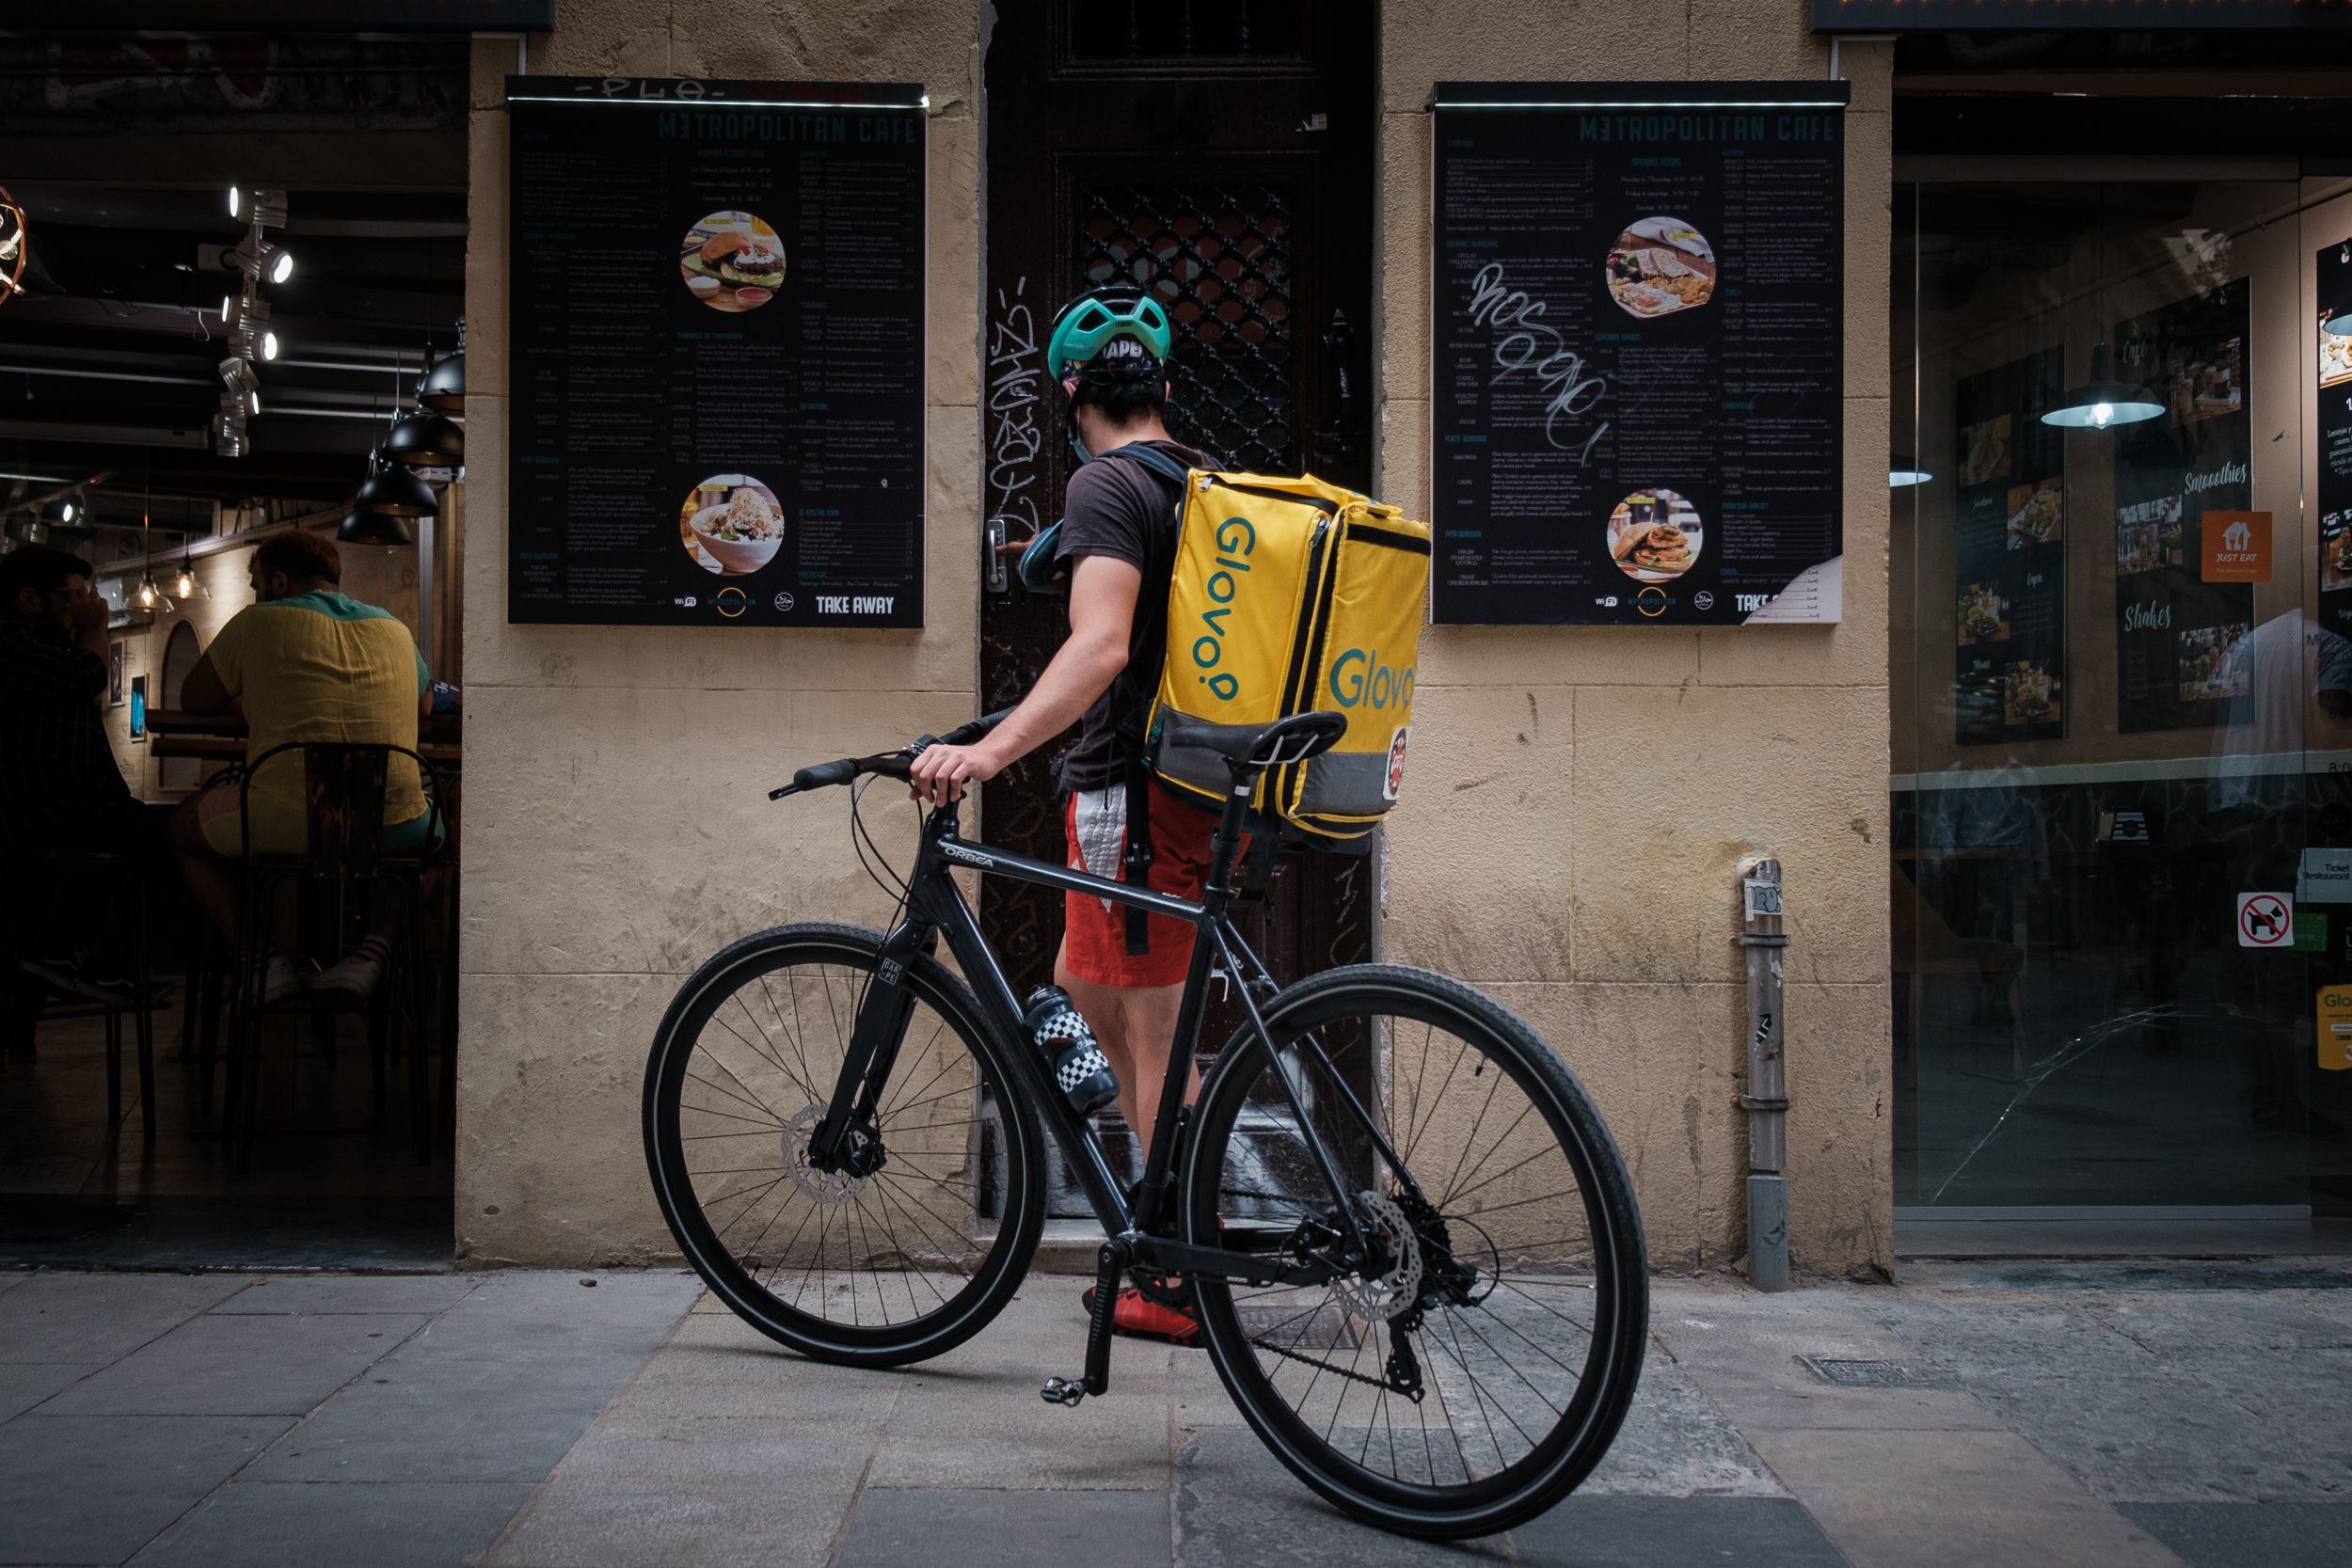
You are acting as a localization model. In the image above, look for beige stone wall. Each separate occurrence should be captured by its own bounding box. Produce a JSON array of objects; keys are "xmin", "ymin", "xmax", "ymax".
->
[
  {"xmin": 1375, "ymin": 1, "xmax": 1895, "ymax": 1276},
  {"xmin": 457, "ymin": 0, "xmax": 1893, "ymax": 1276},
  {"xmin": 455, "ymin": 1, "xmax": 984, "ymax": 1265}
]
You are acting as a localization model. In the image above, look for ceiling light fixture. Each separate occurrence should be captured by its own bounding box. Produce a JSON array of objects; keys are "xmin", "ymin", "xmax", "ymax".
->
[
  {"xmin": 1889, "ymin": 457, "xmax": 1932, "ymax": 488},
  {"xmin": 354, "ymin": 447, "xmax": 438, "ymax": 519},
  {"xmin": 2041, "ymin": 341, "xmax": 2164, "ymax": 430},
  {"xmin": 385, "ymin": 405, "xmax": 464, "ymax": 467},
  {"xmin": 421, "ymin": 318, "xmax": 466, "ymax": 413}
]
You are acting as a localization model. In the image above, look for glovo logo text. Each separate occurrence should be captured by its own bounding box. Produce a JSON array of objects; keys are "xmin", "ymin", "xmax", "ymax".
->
[
  {"xmin": 1191, "ymin": 515, "xmax": 1255, "ymax": 702},
  {"xmin": 1329, "ymin": 646, "xmax": 1414, "ymax": 712}
]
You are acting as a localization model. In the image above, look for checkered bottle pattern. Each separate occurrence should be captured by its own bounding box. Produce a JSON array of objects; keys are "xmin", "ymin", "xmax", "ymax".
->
[{"xmin": 1020, "ymin": 986, "xmax": 1120, "ymax": 1117}]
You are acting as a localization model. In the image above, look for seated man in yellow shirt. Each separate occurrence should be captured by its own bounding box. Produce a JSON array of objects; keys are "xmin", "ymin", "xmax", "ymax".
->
[{"xmin": 167, "ymin": 531, "xmax": 435, "ymax": 1004}]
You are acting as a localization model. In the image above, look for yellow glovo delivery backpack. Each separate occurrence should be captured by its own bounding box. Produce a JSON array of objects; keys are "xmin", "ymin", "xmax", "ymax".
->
[{"xmin": 1124, "ymin": 449, "xmax": 1432, "ymax": 842}]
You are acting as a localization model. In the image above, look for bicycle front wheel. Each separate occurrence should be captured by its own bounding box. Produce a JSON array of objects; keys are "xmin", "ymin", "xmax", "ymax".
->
[
  {"xmin": 1183, "ymin": 964, "xmax": 1647, "ymax": 1540},
  {"xmin": 644, "ymin": 923, "xmax": 1046, "ymax": 1367}
]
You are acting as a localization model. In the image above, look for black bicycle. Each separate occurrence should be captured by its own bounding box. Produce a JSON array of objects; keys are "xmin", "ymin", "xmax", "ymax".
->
[{"xmin": 643, "ymin": 709, "xmax": 1647, "ymax": 1539}]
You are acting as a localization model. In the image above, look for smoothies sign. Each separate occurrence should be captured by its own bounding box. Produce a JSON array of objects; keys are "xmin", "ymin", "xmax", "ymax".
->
[
  {"xmin": 505, "ymin": 78, "xmax": 925, "ymax": 627},
  {"xmin": 1429, "ymin": 83, "xmax": 1847, "ymax": 626}
]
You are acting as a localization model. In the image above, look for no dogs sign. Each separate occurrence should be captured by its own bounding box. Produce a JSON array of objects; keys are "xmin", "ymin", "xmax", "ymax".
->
[{"xmin": 2238, "ymin": 893, "xmax": 2294, "ymax": 948}]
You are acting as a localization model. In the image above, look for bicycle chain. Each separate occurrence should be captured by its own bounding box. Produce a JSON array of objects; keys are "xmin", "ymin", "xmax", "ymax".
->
[{"xmin": 1251, "ymin": 1328, "xmax": 1422, "ymax": 1398}]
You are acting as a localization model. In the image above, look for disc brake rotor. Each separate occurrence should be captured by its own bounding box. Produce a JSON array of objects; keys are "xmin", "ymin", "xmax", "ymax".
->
[
  {"xmin": 784, "ymin": 1105, "xmax": 866, "ymax": 1205},
  {"xmin": 1333, "ymin": 1190, "xmax": 1423, "ymax": 1322}
]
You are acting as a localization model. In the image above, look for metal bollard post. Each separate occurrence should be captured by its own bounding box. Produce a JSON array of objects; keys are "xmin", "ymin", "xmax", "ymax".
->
[{"xmin": 1739, "ymin": 858, "xmax": 1790, "ymax": 1291}]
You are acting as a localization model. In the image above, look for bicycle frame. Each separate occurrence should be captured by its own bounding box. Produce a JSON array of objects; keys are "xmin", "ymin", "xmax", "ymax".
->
[{"xmin": 806, "ymin": 772, "xmax": 1411, "ymax": 1285}]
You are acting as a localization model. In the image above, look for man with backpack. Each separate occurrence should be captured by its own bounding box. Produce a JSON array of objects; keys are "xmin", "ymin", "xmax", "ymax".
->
[{"xmin": 909, "ymin": 284, "xmax": 1215, "ymax": 1343}]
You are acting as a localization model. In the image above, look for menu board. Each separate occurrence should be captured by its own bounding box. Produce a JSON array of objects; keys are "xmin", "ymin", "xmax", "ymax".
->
[
  {"xmin": 2318, "ymin": 242, "xmax": 2352, "ymax": 639},
  {"xmin": 506, "ymin": 78, "xmax": 925, "ymax": 627},
  {"xmin": 1952, "ymin": 350, "xmax": 2066, "ymax": 745},
  {"xmin": 1429, "ymin": 82, "xmax": 1847, "ymax": 626},
  {"xmin": 2112, "ymin": 278, "xmax": 2253, "ymax": 733}
]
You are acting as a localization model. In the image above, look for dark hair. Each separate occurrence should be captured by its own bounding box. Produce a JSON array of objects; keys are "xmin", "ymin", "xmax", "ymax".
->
[
  {"xmin": 1070, "ymin": 353, "xmax": 1168, "ymax": 424},
  {"xmin": 0, "ymin": 543, "xmax": 95, "ymax": 603},
  {"xmin": 252, "ymin": 530, "xmax": 341, "ymax": 586}
]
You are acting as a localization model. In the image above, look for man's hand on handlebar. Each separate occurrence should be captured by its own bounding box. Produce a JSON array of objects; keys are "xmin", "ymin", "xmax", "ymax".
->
[{"xmin": 906, "ymin": 736, "xmax": 1007, "ymax": 808}]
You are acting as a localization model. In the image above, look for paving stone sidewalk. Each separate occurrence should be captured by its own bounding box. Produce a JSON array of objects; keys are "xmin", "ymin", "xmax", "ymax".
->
[{"xmin": 2, "ymin": 1259, "xmax": 2346, "ymax": 1567}]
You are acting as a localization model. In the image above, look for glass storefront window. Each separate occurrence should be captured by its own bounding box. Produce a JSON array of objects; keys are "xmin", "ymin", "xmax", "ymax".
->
[{"xmin": 1894, "ymin": 173, "xmax": 2352, "ymax": 1215}]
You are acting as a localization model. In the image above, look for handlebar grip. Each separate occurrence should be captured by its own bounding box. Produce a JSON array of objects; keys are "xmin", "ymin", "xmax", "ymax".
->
[{"xmin": 793, "ymin": 757, "xmax": 861, "ymax": 790}]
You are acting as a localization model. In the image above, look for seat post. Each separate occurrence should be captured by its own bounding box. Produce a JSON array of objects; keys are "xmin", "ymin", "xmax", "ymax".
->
[{"xmin": 1204, "ymin": 767, "xmax": 1257, "ymax": 905}]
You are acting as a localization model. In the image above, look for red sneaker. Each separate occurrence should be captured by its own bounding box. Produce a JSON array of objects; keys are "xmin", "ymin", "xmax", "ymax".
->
[{"xmin": 1081, "ymin": 1284, "xmax": 1201, "ymax": 1347}]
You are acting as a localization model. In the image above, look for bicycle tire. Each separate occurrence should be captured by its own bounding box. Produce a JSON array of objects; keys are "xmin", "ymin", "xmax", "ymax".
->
[
  {"xmin": 1182, "ymin": 963, "xmax": 1648, "ymax": 1539},
  {"xmin": 644, "ymin": 923, "xmax": 1047, "ymax": 1368}
]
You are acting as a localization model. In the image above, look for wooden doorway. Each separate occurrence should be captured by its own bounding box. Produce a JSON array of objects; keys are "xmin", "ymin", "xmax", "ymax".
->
[{"xmin": 980, "ymin": 1, "xmax": 1379, "ymax": 1190}]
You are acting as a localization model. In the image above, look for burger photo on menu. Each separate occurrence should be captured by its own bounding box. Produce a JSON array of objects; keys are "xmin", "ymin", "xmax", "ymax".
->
[
  {"xmin": 680, "ymin": 210, "xmax": 787, "ymax": 313},
  {"xmin": 1604, "ymin": 216, "xmax": 1716, "ymax": 320},
  {"xmin": 679, "ymin": 475, "xmax": 785, "ymax": 576},
  {"xmin": 2003, "ymin": 659, "xmax": 2060, "ymax": 728},
  {"xmin": 1956, "ymin": 582, "xmax": 2010, "ymax": 647},
  {"xmin": 1606, "ymin": 488, "xmax": 1704, "ymax": 582}
]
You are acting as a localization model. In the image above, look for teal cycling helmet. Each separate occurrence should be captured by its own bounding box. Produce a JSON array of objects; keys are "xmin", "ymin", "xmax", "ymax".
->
[{"xmin": 1045, "ymin": 285, "xmax": 1172, "ymax": 379}]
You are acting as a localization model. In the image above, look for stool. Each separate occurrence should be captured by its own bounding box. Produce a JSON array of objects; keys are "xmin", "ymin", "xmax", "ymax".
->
[
  {"xmin": 223, "ymin": 742, "xmax": 448, "ymax": 1173},
  {"xmin": 2, "ymin": 849, "xmax": 165, "ymax": 1146}
]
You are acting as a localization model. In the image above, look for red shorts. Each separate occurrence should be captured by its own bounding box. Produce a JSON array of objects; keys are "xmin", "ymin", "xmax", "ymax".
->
[{"xmin": 1061, "ymin": 780, "xmax": 1237, "ymax": 989}]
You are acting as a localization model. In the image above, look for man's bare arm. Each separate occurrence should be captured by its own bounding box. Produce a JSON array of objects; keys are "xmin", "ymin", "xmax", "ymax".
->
[{"xmin": 908, "ymin": 553, "xmax": 1140, "ymax": 804}]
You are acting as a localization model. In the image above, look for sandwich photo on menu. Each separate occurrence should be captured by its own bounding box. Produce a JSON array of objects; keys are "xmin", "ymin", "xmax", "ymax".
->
[
  {"xmin": 680, "ymin": 210, "xmax": 787, "ymax": 313},
  {"xmin": 1606, "ymin": 488, "xmax": 1705, "ymax": 581},
  {"xmin": 1604, "ymin": 216, "xmax": 1716, "ymax": 320}
]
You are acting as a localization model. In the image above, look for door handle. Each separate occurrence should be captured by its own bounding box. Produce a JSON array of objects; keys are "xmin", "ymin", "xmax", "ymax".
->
[{"xmin": 1322, "ymin": 308, "xmax": 1357, "ymax": 465}]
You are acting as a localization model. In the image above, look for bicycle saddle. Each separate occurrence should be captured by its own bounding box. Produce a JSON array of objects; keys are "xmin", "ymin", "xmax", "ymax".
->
[{"xmin": 1225, "ymin": 710, "xmax": 1348, "ymax": 771}]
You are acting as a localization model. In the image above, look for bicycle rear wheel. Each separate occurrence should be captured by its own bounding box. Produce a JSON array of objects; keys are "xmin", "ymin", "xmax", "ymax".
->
[
  {"xmin": 644, "ymin": 923, "xmax": 1045, "ymax": 1367},
  {"xmin": 1183, "ymin": 964, "xmax": 1647, "ymax": 1539}
]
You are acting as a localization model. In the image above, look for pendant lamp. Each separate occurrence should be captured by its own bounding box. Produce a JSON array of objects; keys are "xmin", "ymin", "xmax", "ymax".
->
[
  {"xmin": 354, "ymin": 448, "xmax": 437, "ymax": 518},
  {"xmin": 1889, "ymin": 455, "xmax": 1932, "ymax": 488},
  {"xmin": 2041, "ymin": 341, "xmax": 2163, "ymax": 430},
  {"xmin": 385, "ymin": 405, "xmax": 464, "ymax": 467},
  {"xmin": 420, "ymin": 346, "xmax": 464, "ymax": 413},
  {"xmin": 338, "ymin": 504, "xmax": 414, "ymax": 546}
]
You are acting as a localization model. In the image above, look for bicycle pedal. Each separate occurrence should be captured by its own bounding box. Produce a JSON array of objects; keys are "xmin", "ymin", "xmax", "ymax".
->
[{"xmin": 1040, "ymin": 1376, "xmax": 1086, "ymax": 1407}]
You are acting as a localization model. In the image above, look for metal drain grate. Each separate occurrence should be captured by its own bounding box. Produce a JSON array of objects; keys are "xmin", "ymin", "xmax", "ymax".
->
[{"xmin": 1799, "ymin": 1357, "xmax": 1957, "ymax": 1389}]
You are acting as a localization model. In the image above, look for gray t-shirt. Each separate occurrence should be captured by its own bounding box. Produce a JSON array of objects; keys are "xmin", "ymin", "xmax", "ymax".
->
[{"xmin": 1052, "ymin": 439, "xmax": 1210, "ymax": 792}]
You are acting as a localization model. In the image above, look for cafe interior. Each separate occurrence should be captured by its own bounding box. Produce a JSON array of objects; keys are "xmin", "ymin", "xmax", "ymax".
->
[{"xmin": 0, "ymin": 33, "xmax": 469, "ymax": 1265}]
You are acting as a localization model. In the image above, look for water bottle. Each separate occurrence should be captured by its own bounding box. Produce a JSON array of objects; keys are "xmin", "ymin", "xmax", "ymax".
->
[{"xmin": 1023, "ymin": 986, "xmax": 1119, "ymax": 1116}]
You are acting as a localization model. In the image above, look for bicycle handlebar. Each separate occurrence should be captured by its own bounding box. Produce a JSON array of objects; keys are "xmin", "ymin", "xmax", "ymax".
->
[{"xmin": 768, "ymin": 707, "xmax": 1017, "ymax": 800}]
